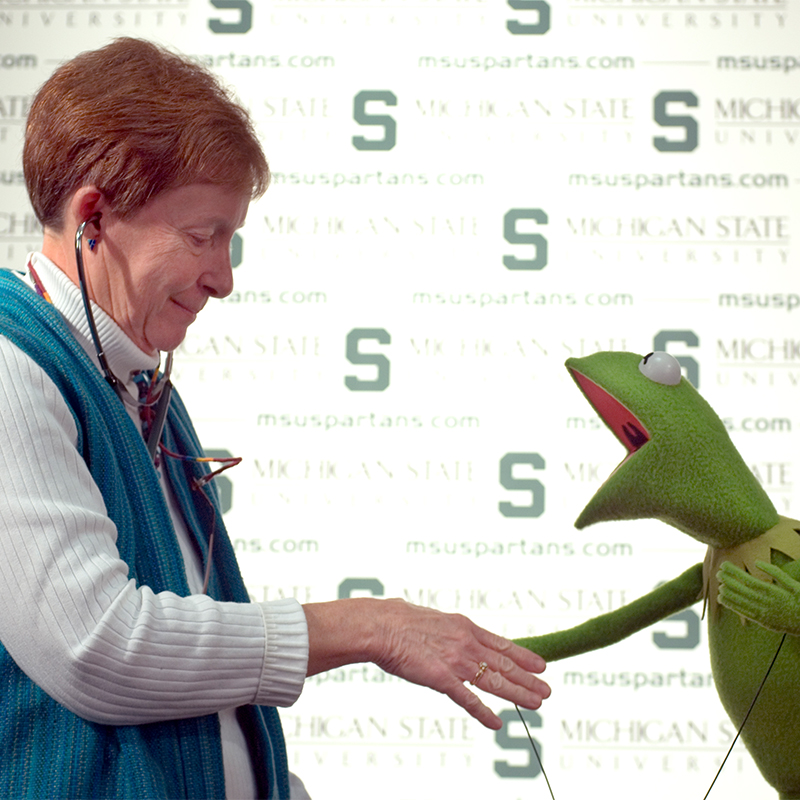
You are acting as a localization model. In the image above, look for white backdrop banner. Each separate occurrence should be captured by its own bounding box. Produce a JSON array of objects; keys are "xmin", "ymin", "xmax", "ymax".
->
[{"xmin": 1, "ymin": 1, "xmax": 798, "ymax": 797}]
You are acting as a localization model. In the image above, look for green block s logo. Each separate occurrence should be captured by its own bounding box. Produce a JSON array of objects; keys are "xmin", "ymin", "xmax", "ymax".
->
[{"xmin": 507, "ymin": 0, "xmax": 551, "ymax": 34}]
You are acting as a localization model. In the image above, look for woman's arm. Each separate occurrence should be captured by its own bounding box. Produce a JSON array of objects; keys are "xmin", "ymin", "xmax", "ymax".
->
[
  {"xmin": 0, "ymin": 338, "xmax": 548, "ymax": 730},
  {"xmin": 0, "ymin": 338, "xmax": 307, "ymax": 724}
]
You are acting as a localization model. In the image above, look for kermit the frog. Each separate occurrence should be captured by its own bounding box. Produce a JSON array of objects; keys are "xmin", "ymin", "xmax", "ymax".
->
[{"xmin": 515, "ymin": 351, "xmax": 800, "ymax": 799}]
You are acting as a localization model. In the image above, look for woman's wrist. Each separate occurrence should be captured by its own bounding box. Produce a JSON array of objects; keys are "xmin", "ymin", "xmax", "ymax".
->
[{"xmin": 303, "ymin": 597, "xmax": 382, "ymax": 676}]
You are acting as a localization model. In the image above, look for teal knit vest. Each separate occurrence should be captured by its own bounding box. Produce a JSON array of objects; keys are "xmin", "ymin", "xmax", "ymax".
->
[{"xmin": 0, "ymin": 270, "xmax": 290, "ymax": 799}]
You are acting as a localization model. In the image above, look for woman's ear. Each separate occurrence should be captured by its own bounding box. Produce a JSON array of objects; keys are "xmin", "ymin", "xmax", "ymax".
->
[
  {"xmin": 41, "ymin": 187, "xmax": 110, "ymax": 270},
  {"xmin": 68, "ymin": 186, "xmax": 107, "ymax": 235}
]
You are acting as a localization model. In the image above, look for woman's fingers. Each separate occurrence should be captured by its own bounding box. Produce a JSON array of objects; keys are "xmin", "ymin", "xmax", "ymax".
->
[
  {"xmin": 446, "ymin": 680, "xmax": 506, "ymax": 730},
  {"xmin": 371, "ymin": 600, "xmax": 551, "ymax": 728},
  {"xmin": 443, "ymin": 654, "xmax": 551, "ymax": 730},
  {"xmin": 465, "ymin": 652, "xmax": 550, "ymax": 707}
]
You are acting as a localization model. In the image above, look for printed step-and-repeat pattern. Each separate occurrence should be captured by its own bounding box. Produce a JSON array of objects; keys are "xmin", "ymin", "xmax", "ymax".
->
[{"xmin": 1, "ymin": 1, "xmax": 798, "ymax": 797}]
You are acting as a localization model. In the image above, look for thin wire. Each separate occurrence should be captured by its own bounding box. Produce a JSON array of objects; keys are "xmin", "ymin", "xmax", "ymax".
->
[
  {"xmin": 144, "ymin": 352, "xmax": 174, "ymax": 461},
  {"xmin": 159, "ymin": 443, "xmax": 242, "ymax": 486},
  {"xmin": 509, "ymin": 632, "xmax": 786, "ymax": 800},
  {"xmin": 514, "ymin": 704, "xmax": 556, "ymax": 800},
  {"xmin": 702, "ymin": 632, "xmax": 787, "ymax": 799}
]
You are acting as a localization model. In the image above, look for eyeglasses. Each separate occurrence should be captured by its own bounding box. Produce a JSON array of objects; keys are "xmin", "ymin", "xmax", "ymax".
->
[{"xmin": 159, "ymin": 443, "xmax": 242, "ymax": 593}]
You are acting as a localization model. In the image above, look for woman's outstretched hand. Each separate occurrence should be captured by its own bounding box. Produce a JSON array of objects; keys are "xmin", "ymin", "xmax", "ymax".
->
[{"xmin": 304, "ymin": 597, "xmax": 550, "ymax": 730}]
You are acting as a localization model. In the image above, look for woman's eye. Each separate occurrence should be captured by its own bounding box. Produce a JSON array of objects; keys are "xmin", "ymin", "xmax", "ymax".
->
[{"xmin": 638, "ymin": 351, "xmax": 682, "ymax": 385}]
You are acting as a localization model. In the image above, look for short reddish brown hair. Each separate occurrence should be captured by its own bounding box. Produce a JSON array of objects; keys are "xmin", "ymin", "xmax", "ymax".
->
[{"xmin": 24, "ymin": 37, "xmax": 269, "ymax": 230}]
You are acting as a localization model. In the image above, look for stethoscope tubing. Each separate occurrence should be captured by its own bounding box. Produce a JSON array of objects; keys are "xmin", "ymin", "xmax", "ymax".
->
[{"xmin": 74, "ymin": 217, "xmax": 173, "ymax": 458}]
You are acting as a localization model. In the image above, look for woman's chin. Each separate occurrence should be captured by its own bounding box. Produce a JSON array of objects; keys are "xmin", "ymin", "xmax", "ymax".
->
[{"xmin": 140, "ymin": 325, "xmax": 190, "ymax": 355}]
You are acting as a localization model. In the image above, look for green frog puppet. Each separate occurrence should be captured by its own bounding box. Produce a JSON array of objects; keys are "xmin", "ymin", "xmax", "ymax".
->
[{"xmin": 515, "ymin": 351, "xmax": 800, "ymax": 799}]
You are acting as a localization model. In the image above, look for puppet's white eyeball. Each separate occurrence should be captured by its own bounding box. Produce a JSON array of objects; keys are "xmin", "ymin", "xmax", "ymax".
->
[{"xmin": 639, "ymin": 351, "xmax": 682, "ymax": 386}]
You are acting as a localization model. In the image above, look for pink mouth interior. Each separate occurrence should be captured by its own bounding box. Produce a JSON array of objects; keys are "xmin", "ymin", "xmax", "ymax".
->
[{"xmin": 570, "ymin": 370, "xmax": 650, "ymax": 454}]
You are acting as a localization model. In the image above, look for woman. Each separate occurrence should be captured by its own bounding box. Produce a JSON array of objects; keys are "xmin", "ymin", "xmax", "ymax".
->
[{"xmin": 0, "ymin": 38, "xmax": 550, "ymax": 798}]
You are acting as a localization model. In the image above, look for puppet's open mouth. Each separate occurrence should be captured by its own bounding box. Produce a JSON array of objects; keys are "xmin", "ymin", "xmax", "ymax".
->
[{"xmin": 569, "ymin": 369, "xmax": 650, "ymax": 454}]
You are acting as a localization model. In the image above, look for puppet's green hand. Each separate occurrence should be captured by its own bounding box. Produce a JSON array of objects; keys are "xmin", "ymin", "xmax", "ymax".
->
[{"xmin": 717, "ymin": 560, "xmax": 800, "ymax": 635}]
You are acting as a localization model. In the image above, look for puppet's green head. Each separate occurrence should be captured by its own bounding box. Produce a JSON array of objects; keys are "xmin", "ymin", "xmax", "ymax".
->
[{"xmin": 568, "ymin": 351, "xmax": 778, "ymax": 548}]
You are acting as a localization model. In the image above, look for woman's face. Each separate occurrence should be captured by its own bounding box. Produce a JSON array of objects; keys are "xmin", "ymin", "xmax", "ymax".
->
[{"xmin": 90, "ymin": 183, "xmax": 249, "ymax": 355}]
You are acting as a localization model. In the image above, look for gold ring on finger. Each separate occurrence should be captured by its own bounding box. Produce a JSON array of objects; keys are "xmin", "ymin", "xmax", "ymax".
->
[{"xmin": 470, "ymin": 661, "xmax": 488, "ymax": 686}]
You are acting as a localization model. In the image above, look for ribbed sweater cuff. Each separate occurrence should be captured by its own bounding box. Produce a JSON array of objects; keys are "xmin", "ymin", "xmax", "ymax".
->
[{"xmin": 255, "ymin": 598, "xmax": 308, "ymax": 707}]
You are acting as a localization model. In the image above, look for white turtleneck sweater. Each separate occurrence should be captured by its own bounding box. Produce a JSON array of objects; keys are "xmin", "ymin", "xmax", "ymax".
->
[{"xmin": 0, "ymin": 253, "xmax": 310, "ymax": 799}]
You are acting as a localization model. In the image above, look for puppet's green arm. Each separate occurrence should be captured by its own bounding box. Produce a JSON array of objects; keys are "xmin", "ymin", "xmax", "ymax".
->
[{"xmin": 514, "ymin": 562, "xmax": 703, "ymax": 661}]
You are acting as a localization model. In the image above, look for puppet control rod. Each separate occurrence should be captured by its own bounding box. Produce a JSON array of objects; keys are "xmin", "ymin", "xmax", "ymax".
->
[{"xmin": 514, "ymin": 633, "xmax": 786, "ymax": 800}]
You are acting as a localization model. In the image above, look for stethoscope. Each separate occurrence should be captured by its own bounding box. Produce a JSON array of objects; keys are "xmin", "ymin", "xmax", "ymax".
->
[
  {"xmin": 70, "ymin": 218, "xmax": 242, "ymax": 595},
  {"xmin": 75, "ymin": 215, "xmax": 173, "ymax": 461}
]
